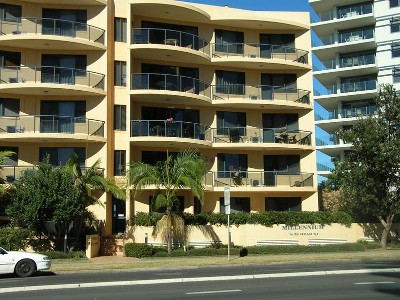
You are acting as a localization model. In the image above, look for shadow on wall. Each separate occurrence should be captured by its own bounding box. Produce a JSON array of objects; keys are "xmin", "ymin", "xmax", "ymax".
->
[{"xmin": 359, "ymin": 222, "xmax": 400, "ymax": 243}]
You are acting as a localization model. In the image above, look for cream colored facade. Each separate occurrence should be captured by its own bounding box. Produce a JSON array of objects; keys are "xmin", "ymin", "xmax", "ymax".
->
[{"xmin": 0, "ymin": 0, "xmax": 318, "ymax": 236}]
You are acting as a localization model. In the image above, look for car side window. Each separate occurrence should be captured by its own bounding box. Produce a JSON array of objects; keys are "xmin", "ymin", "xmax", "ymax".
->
[{"xmin": 0, "ymin": 248, "xmax": 7, "ymax": 254}]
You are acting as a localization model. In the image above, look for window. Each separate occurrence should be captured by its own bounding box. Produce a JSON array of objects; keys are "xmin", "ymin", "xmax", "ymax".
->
[
  {"xmin": 39, "ymin": 147, "xmax": 85, "ymax": 167},
  {"xmin": 114, "ymin": 18, "xmax": 127, "ymax": 42},
  {"xmin": 217, "ymin": 111, "xmax": 246, "ymax": 136},
  {"xmin": 142, "ymin": 151, "xmax": 178, "ymax": 166},
  {"xmin": 0, "ymin": 147, "xmax": 18, "ymax": 166},
  {"xmin": 43, "ymin": 9, "xmax": 87, "ymax": 32},
  {"xmin": 194, "ymin": 197, "xmax": 201, "ymax": 214},
  {"xmin": 41, "ymin": 55, "xmax": 87, "ymax": 83},
  {"xmin": 391, "ymin": 17, "xmax": 400, "ymax": 33},
  {"xmin": 390, "ymin": 0, "xmax": 400, "ymax": 8},
  {"xmin": 215, "ymin": 29, "xmax": 244, "ymax": 54},
  {"xmin": 393, "ymin": 68, "xmax": 400, "ymax": 83},
  {"xmin": 114, "ymin": 150, "xmax": 126, "ymax": 176},
  {"xmin": 41, "ymin": 101, "xmax": 86, "ymax": 119},
  {"xmin": 0, "ymin": 51, "xmax": 21, "ymax": 67},
  {"xmin": 217, "ymin": 153, "xmax": 247, "ymax": 178},
  {"xmin": 220, "ymin": 197, "xmax": 250, "ymax": 214},
  {"xmin": 0, "ymin": 98, "xmax": 19, "ymax": 116},
  {"xmin": 264, "ymin": 155, "xmax": 300, "ymax": 172},
  {"xmin": 216, "ymin": 70, "xmax": 245, "ymax": 95},
  {"xmin": 392, "ymin": 43, "xmax": 400, "ymax": 57},
  {"xmin": 265, "ymin": 197, "xmax": 301, "ymax": 211},
  {"xmin": 0, "ymin": 4, "xmax": 21, "ymax": 21},
  {"xmin": 150, "ymin": 195, "xmax": 184, "ymax": 215},
  {"xmin": 114, "ymin": 61, "xmax": 126, "ymax": 86},
  {"xmin": 114, "ymin": 105, "xmax": 126, "ymax": 130}
]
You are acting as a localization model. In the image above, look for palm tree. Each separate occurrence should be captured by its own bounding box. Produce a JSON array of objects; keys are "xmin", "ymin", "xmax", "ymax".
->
[
  {"xmin": 65, "ymin": 153, "xmax": 126, "ymax": 246},
  {"xmin": 128, "ymin": 150, "xmax": 206, "ymax": 254}
]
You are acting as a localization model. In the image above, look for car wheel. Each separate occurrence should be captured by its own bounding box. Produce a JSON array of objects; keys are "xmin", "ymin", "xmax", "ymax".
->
[{"xmin": 14, "ymin": 259, "xmax": 36, "ymax": 277}]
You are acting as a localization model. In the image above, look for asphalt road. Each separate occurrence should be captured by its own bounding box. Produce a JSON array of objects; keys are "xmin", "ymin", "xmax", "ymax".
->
[{"xmin": 1, "ymin": 260, "xmax": 399, "ymax": 299}]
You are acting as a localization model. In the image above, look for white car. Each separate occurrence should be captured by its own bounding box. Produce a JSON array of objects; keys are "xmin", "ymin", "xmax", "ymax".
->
[{"xmin": 0, "ymin": 246, "xmax": 51, "ymax": 277}]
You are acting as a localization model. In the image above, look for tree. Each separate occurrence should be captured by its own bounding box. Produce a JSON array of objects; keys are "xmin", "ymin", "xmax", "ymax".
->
[
  {"xmin": 128, "ymin": 151, "xmax": 206, "ymax": 254},
  {"xmin": 65, "ymin": 153, "xmax": 125, "ymax": 246},
  {"xmin": 328, "ymin": 84, "xmax": 400, "ymax": 248},
  {"xmin": 6, "ymin": 160, "xmax": 83, "ymax": 250},
  {"xmin": 0, "ymin": 151, "xmax": 15, "ymax": 196}
]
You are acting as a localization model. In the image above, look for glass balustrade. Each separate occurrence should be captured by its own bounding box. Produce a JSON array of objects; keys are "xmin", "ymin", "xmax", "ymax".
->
[
  {"xmin": 131, "ymin": 28, "xmax": 210, "ymax": 55},
  {"xmin": 316, "ymin": 134, "xmax": 340, "ymax": 146},
  {"xmin": 0, "ymin": 17, "xmax": 105, "ymax": 44},
  {"xmin": 0, "ymin": 115, "xmax": 105, "ymax": 137}
]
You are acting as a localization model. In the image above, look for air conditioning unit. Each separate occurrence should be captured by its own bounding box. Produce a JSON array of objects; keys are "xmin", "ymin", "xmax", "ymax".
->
[{"xmin": 249, "ymin": 95, "xmax": 258, "ymax": 100}]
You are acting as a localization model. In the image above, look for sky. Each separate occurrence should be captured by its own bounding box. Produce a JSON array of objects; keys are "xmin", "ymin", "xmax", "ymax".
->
[{"xmin": 183, "ymin": 0, "xmax": 312, "ymax": 12}]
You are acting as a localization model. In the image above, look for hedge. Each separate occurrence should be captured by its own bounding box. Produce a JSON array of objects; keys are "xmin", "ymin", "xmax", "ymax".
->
[
  {"xmin": 41, "ymin": 251, "xmax": 86, "ymax": 259},
  {"xmin": 0, "ymin": 227, "xmax": 33, "ymax": 251},
  {"xmin": 125, "ymin": 243, "xmax": 154, "ymax": 258},
  {"xmin": 131, "ymin": 211, "xmax": 353, "ymax": 227}
]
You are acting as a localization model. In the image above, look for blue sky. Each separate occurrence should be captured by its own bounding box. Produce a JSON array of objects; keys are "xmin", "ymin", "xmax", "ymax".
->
[{"xmin": 184, "ymin": 0, "xmax": 311, "ymax": 12}]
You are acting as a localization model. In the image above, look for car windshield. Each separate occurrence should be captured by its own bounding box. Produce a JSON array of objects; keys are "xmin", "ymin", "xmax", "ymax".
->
[{"xmin": 0, "ymin": 247, "xmax": 8, "ymax": 254}]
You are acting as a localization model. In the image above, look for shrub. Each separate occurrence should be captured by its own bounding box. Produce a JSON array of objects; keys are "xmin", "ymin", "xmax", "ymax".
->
[
  {"xmin": 125, "ymin": 243, "xmax": 153, "ymax": 258},
  {"xmin": 0, "ymin": 227, "xmax": 33, "ymax": 251},
  {"xmin": 245, "ymin": 243, "xmax": 366, "ymax": 255},
  {"xmin": 42, "ymin": 251, "xmax": 86, "ymax": 259}
]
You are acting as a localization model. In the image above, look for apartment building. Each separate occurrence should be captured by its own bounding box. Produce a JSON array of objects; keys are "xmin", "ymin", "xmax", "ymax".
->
[
  {"xmin": 311, "ymin": 0, "xmax": 400, "ymax": 176},
  {"xmin": 1, "ymin": 0, "xmax": 318, "ymax": 236}
]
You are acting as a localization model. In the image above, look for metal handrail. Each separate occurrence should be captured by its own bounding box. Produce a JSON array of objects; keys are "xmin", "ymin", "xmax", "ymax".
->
[{"xmin": 0, "ymin": 17, "xmax": 105, "ymax": 44}]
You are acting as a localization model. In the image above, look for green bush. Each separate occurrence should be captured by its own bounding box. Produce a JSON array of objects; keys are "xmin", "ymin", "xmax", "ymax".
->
[
  {"xmin": 0, "ymin": 227, "xmax": 33, "ymax": 251},
  {"xmin": 42, "ymin": 251, "xmax": 86, "ymax": 259},
  {"xmin": 125, "ymin": 243, "xmax": 153, "ymax": 258},
  {"xmin": 131, "ymin": 211, "xmax": 353, "ymax": 227},
  {"xmin": 245, "ymin": 243, "xmax": 366, "ymax": 255}
]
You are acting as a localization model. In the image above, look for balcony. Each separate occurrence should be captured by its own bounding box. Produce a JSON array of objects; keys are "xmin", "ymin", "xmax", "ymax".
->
[
  {"xmin": 0, "ymin": 115, "xmax": 105, "ymax": 143},
  {"xmin": 212, "ymin": 84, "xmax": 311, "ymax": 107},
  {"xmin": 311, "ymin": 2, "xmax": 373, "ymax": 23},
  {"xmin": 204, "ymin": 171, "xmax": 314, "ymax": 189},
  {"xmin": 211, "ymin": 43, "xmax": 309, "ymax": 70},
  {"xmin": 0, "ymin": 66, "xmax": 105, "ymax": 96},
  {"xmin": 130, "ymin": 120, "xmax": 210, "ymax": 148},
  {"xmin": 0, "ymin": 18, "xmax": 105, "ymax": 50},
  {"xmin": 1, "ymin": 165, "xmax": 105, "ymax": 183},
  {"xmin": 131, "ymin": 28, "xmax": 210, "ymax": 63},
  {"xmin": 314, "ymin": 54, "xmax": 375, "ymax": 72},
  {"xmin": 316, "ymin": 106, "xmax": 377, "ymax": 120},
  {"xmin": 210, "ymin": 127, "xmax": 312, "ymax": 148},
  {"xmin": 131, "ymin": 73, "xmax": 211, "ymax": 105},
  {"xmin": 316, "ymin": 134, "xmax": 340, "ymax": 146},
  {"xmin": 315, "ymin": 80, "xmax": 376, "ymax": 98}
]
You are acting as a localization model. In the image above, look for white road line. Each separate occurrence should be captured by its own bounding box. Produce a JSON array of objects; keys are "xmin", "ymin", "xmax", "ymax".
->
[
  {"xmin": 1, "ymin": 268, "xmax": 400, "ymax": 294},
  {"xmin": 186, "ymin": 289, "xmax": 242, "ymax": 295},
  {"xmin": 354, "ymin": 281, "xmax": 396, "ymax": 285}
]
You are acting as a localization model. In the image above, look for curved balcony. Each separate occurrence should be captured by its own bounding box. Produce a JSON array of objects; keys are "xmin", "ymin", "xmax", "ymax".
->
[
  {"xmin": 0, "ymin": 66, "xmax": 105, "ymax": 96},
  {"xmin": 204, "ymin": 171, "xmax": 314, "ymax": 191},
  {"xmin": 21, "ymin": 0, "xmax": 106, "ymax": 4},
  {"xmin": 0, "ymin": 115, "xmax": 106, "ymax": 143},
  {"xmin": 0, "ymin": 18, "xmax": 105, "ymax": 50},
  {"xmin": 210, "ymin": 127, "xmax": 312, "ymax": 150},
  {"xmin": 130, "ymin": 120, "xmax": 211, "ymax": 148},
  {"xmin": 131, "ymin": 73, "xmax": 212, "ymax": 105},
  {"xmin": 212, "ymin": 84, "xmax": 311, "ymax": 109},
  {"xmin": 211, "ymin": 43, "xmax": 310, "ymax": 70},
  {"xmin": 131, "ymin": 28, "xmax": 210, "ymax": 63}
]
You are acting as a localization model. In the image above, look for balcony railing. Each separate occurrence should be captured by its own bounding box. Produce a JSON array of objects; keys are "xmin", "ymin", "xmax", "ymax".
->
[
  {"xmin": 211, "ymin": 43, "xmax": 308, "ymax": 64},
  {"xmin": 317, "ymin": 162, "xmax": 334, "ymax": 172},
  {"xmin": 130, "ymin": 120, "xmax": 208, "ymax": 141},
  {"xmin": 316, "ymin": 106, "xmax": 377, "ymax": 120},
  {"xmin": 1, "ymin": 165, "xmax": 104, "ymax": 183},
  {"xmin": 0, "ymin": 17, "xmax": 105, "ymax": 44},
  {"xmin": 312, "ymin": 3, "xmax": 373, "ymax": 23},
  {"xmin": 131, "ymin": 73, "xmax": 211, "ymax": 99},
  {"xmin": 314, "ymin": 80, "xmax": 376, "ymax": 96},
  {"xmin": 316, "ymin": 134, "xmax": 340, "ymax": 146},
  {"xmin": 210, "ymin": 127, "xmax": 312, "ymax": 145},
  {"xmin": 314, "ymin": 54, "xmax": 375, "ymax": 71},
  {"xmin": 212, "ymin": 84, "xmax": 310, "ymax": 104},
  {"xmin": 131, "ymin": 28, "xmax": 210, "ymax": 55},
  {"xmin": 0, "ymin": 115, "xmax": 105, "ymax": 137},
  {"xmin": 0, "ymin": 66, "xmax": 105, "ymax": 90},
  {"xmin": 317, "ymin": 28, "xmax": 374, "ymax": 46},
  {"xmin": 204, "ymin": 171, "xmax": 314, "ymax": 188}
]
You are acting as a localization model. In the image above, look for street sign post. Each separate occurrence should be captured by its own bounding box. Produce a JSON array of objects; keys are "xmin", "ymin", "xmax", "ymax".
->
[{"xmin": 224, "ymin": 186, "xmax": 231, "ymax": 261}]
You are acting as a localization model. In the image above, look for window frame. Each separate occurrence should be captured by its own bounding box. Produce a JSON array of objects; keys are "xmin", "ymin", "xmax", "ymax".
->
[
  {"xmin": 114, "ymin": 17, "xmax": 127, "ymax": 42},
  {"xmin": 114, "ymin": 105, "xmax": 126, "ymax": 131},
  {"xmin": 114, "ymin": 150, "xmax": 126, "ymax": 176},
  {"xmin": 114, "ymin": 61, "xmax": 127, "ymax": 86}
]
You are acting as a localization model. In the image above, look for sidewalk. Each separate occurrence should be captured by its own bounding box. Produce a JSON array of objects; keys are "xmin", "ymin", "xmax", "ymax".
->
[{"xmin": 50, "ymin": 249, "xmax": 400, "ymax": 273}]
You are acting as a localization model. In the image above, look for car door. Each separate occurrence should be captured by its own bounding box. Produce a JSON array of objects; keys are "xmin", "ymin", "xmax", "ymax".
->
[{"xmin": 0, "ymin": 248, "xmax": 12, "ymax": 274}]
